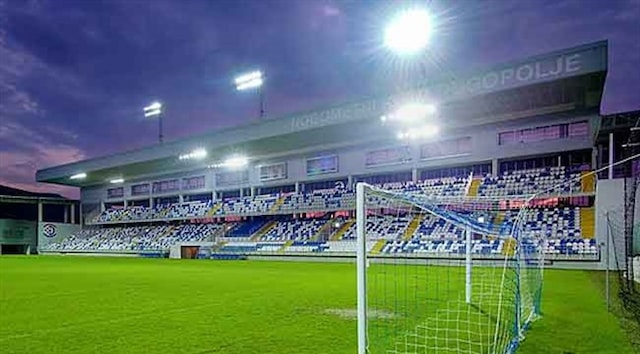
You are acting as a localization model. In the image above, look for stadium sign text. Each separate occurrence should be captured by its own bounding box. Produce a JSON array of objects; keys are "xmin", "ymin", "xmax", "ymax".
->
[{"xmin": 289, "ymin": 44, "xmax": 605, "ymax": 132}]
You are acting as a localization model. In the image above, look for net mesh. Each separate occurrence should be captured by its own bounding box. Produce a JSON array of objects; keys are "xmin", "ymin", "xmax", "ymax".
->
[{"xmin": 358, "ymin": 185, "xmax": 544, "ymax": 354}]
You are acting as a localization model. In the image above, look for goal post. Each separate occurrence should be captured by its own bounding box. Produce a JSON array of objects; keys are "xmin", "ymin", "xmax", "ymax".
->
[{"xmin": 355, "ymin": 182, "xmax": 544, "ymax": 354}]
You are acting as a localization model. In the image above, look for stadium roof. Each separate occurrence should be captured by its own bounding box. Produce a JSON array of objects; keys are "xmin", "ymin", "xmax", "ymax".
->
[
  {"xmin": 37, "ymin": 41, "xmax": 608, "ymax": 188},
  {"xmin": 0, "ymin": 184, "xmax": 73, "ymax": 205}
]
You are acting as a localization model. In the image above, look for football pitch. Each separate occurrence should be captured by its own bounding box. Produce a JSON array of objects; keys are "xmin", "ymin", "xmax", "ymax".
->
[{"xmin": 0, "ymin": 256, "xmax": 634, "ymax": 354}]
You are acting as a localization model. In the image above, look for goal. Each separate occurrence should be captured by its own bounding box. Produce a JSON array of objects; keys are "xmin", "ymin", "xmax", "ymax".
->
[{"xmin": 355, "ymin": 183, "xmax": 544, "ymax": 354}]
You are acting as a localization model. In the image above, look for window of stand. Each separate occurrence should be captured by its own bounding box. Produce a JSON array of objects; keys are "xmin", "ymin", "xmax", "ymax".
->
[
  {"xmin": 259, "ymin": 184, "xmax": 295, "ymax": 195},
  {"xmin": 304, "ymin": 178, "xmax": 347, "ymax": 192},
  {"xmin": 357, "ymin": 171, "xmax": 412, "ymax": 185},
  {"xmin": 420, "ymin": 164, "xmax": 491, "ymax": 180},
  {"xmin": 498, "ymin": 121, "xmax": 589, "ymax": 145}
]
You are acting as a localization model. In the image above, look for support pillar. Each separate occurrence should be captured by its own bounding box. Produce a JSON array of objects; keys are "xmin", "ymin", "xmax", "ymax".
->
[
  {"xmin": 411, "ymin": 168, "xmax": 418, "ymax": 183},
  {"xmin": 79, "ymin": 203, "xmax": 84, "ymax": 227},
  {"xmin": 251, "ymin": 186, "xmax": 255, "ymax": 197},
  {"xmin": 609, "ymin": 132, "xmax": 614, "ymax": 179},
  {"xmin": 71, "ymin": 204, "xmax": 76, "ymax": 224},
  {"xmin": 492, "ymin": 159, "xmax": 499, "ymax": 175},
  {"xmin": 64, "ymin": 205, "xmax": 69, "ymax": 223},
  {"xmin": 37, "ymin": 201, "xmax": 43, "ymax": 222},
  {"xmin": 347, "ymin": 175, "xmax": 354, "ymax": 189},
  {"xmin": 465, "ymin": 227, "xmax": 472, "ymax": 304}
]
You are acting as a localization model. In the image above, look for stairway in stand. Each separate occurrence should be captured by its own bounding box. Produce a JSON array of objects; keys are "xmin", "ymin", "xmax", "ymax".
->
[
  {"xmin": 250, "ymin": 221, "xmax": 277, "ymax": 241},
  {"xmin": 402, "ymin": 215, "xmax": 423, "ymax": 241},
  {"xmin": 580, "ymin": 207, "xmax": 595, "ymax": 239},
  {"xmin": 467, "ymin": 178, "xmax": 482, "ymax": 197},
  {"xmin": 330, "ymin": 220, "xmax": 355, "ymax": 241}
]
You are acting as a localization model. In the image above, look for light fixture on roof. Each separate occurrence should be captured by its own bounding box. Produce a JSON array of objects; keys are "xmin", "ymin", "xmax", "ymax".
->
[
  {"xmin": 222, "ymin": 155, "xmax": 249, "ymax": 169},
  {"xmin": 69, "ymin": 172, "xmax": 87, "ymax": 180},
  {"xmin": 397, "ymin": 124, "xmax": 439, "ymax": 140},
  {"xmin": 387, "ymin": 103, "xmax": 437, "ymax": 124},
  {"xmin": 109, "ymin": 178, "xmax": 125, "ymax": 184},
  {"xmin": 179, "ymin": 148, "xmax": 208, "ymax": 161}
]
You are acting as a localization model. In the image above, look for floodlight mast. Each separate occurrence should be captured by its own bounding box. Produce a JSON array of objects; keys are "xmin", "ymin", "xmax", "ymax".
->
[
  {"xmin": 143, "ymin": 101, "xmax": 164, "ymax": 144},
  {"xmin": 234, "ymin": 71, "xmax": 265, "ymax": 119}
]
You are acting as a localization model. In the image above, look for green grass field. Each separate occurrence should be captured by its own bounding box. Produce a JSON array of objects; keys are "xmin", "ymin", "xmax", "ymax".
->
[{"xmin": 0, "ymin": 256, "xmax": 635, "ymax": 354}]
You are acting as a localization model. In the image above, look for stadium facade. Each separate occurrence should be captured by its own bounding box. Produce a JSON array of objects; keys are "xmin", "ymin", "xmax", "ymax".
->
[{"xmin": 33, "ymin": 40, "xmax": 635, "ymax": 268}]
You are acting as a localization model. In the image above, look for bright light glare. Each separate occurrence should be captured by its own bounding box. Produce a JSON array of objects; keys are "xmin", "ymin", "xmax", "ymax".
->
[
  {"xmin": 235, "ymin": 71, "xmax": 263, "ymax": 91},
  {"xmin": 236, "ymin": 77, "xmax": 263, "ymax": 91},
  {"xmin": 109, "ymin": 178, "xmax": 125, "ymax": 184},
  {"xmin": 334, "ymin": 221, "xmax": 342, "ymax": 229},
  {"xmin": 143, "ymin": 102, "xmax": 163, "ymax": 117},
  {"xmin": 69, "ymin": 172, "xmax": 87, "ymax": 180},
  {"xmin": 222, "ymin": 155, "xmax": 249, "ymax": 169},
  {"xmin": 397, "ymin": 124, "xmax": 439, "ymax": 140},
  {"xmin": 477, "ymin": 216, "xmax": 486, "ymax": 223},
  {"xmin": 389, "ymin": 103, "xmax": 437, "ymax": 123},
  {"xmin": 234, "ymin": 71, "xmax": 262, "ymax": 85},
  {"xmin": 384, "ymin": 9, "xmax": 432, "ymax": 55},
  {"xmin": 179, "ymin": 148, "xmax": 208, "ymax": 160}
]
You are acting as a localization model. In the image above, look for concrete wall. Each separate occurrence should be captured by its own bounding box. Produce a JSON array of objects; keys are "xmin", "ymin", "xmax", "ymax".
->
[
  {"xmin": 0, "ymin": 219, "xmax": 37, "ymax": 251},
  {"xmin": 37, "ymin": 222, "xmax": 80, "ymax": 251},
  {"xmin": 596, "ymin": 179, "xmax": 627, "ymax": 270}
]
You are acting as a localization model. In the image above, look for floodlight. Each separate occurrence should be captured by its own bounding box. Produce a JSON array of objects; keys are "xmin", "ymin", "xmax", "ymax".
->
[
  {"xmin": 477, "ymin": 216, "xmax": 486, "ymax": 223},
  {"xmin": 234, "ymin": 71, "xmax": 262, "ymax": 85},
  {"xmin": 70, "ymin": 172, "xmax": 87, "ymax": 180},
  {"xmin": 418, "ymin": 124, "xmax": 439, "ymax": 138},
  {"xmin": 222, "ymin": 155, "xmax": 249, "ymax": 169},
  {"xmin": 384, "ymin": 8, "xmax": 432, "ymax": 55},
  {"xmin": 390, "ymin": 103, "xmax": 437, "ymax": 123},
  {"xmin": 234, "ymin": 71, "xmax": 263, "ymax": 91},
  {"xmin": 179, "ymin": 148, "xmax": 208, "ymax": 160},
  {"xmin": 109, "ymin": 178, "xmax": 125, "ymax": 184},
  {"xmin": 143, "ymin": 102, "xmax": 163, "ymax": 117},
  {"xmin": 236, "ymin": 78, "xmax": 264, "ymax": 91},
  {"xmin": 396, "ymin": 124, "xmax": 439, "ymax": 140}
]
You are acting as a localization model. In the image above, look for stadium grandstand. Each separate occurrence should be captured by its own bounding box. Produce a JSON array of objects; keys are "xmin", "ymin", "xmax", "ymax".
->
[
  {"xmin": 31, "ymin": 40, "xmax": 633, "ymax": 270},
  {"xmin": 0, "ymin": 184, "xmax": 78, "ymax": 254}
]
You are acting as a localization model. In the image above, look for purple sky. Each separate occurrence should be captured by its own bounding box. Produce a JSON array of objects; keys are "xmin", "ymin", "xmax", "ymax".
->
[{"xmin": 1, "ymin": 0, "xmax": 639, "ymax": 199}]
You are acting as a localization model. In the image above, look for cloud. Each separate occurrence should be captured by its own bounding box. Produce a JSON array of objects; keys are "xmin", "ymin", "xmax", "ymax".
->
[
  {"xmin": 0, "ymin": 4, "xmax": 85, "ymax": 198},
  {"xmin": 322, "ymin": 4, "xmax": 341, "ymax": 17}
]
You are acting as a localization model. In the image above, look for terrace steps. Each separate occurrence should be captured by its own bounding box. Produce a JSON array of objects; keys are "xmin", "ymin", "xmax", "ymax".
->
[
  {"xmin": 206, "ymin": 203, "xmax": 222, "ymax": 216},
  {"xmin": 467, "ymin": 178, "xmax": 482, "ymax": 197},
  {"xmin": 331, "ymin": 220, "xmax": 355, "ymax": 241},
  {"xmin": 371, "ymin": 239, "xmax": 387, "ymax": 254},
  {"xmin": 311, "ymin": 220, "xmax": 333, "ymax": 241},
  {"xmin": 251, "ymin": 221, "xmax": 276, "ymax": 241},
  {"xmin": 580, "ymin": 207, "xmax": 595, "ymax": 239},
  {"xmin": 403, "ymin": 215, "xmax": 423, "ymax": 241},
  {"xmin": 581, "ymin": 171, "xmax": 596, "ymax": 193},
  {"xmin": 279, "ymin": 240, "xmax": 294, "ymax": 253},
  {"xmin": 269, "ymin": 196, "xmax": 286, "ymax": 213}
]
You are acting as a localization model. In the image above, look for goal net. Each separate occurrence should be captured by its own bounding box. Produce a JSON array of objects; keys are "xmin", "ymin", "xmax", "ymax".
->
[{"xmin": 356, "ymin": 183, "xmax": 544, "ymax": 354}]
